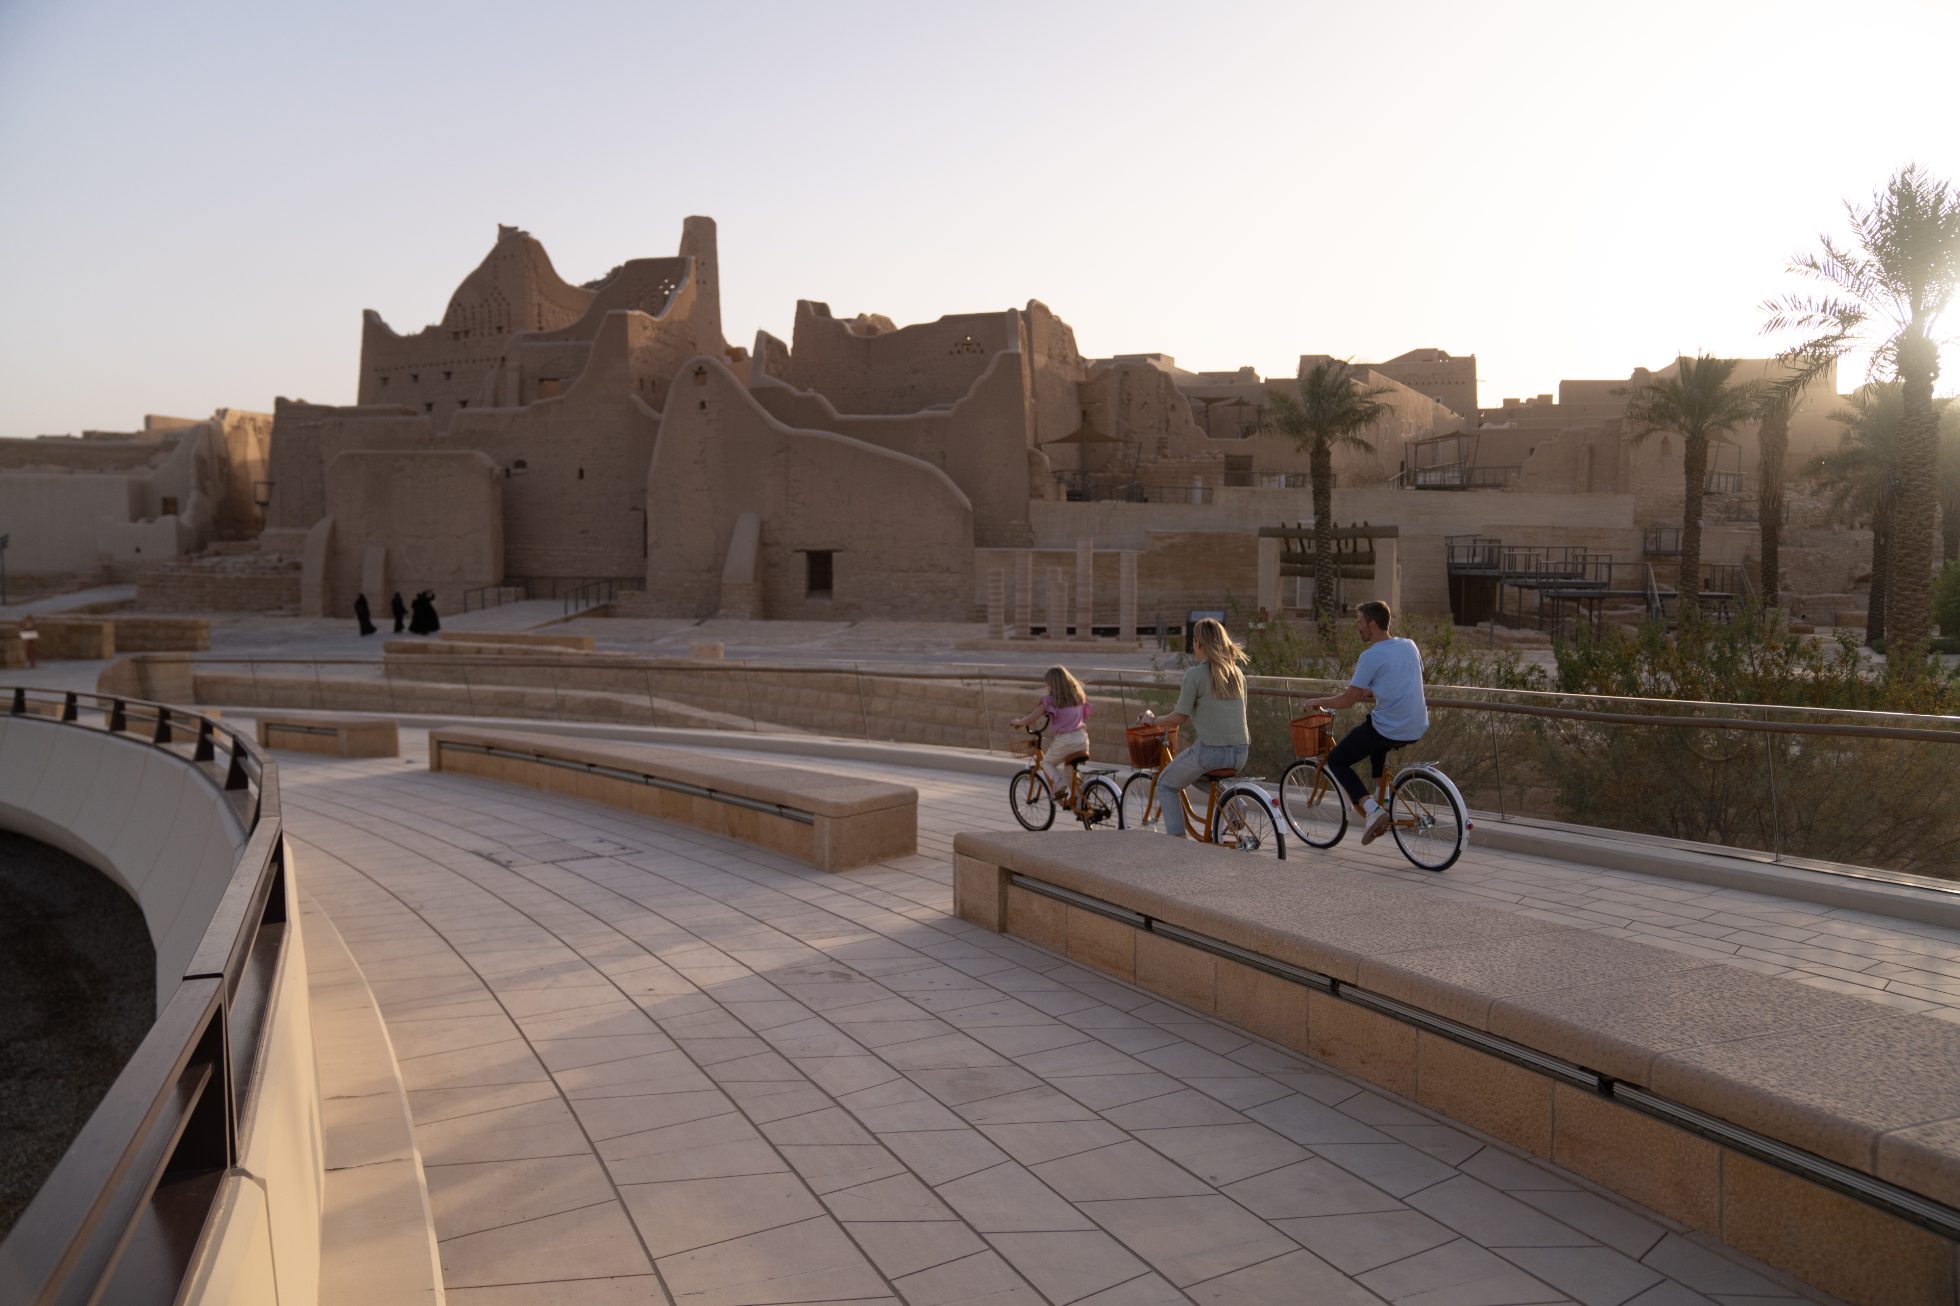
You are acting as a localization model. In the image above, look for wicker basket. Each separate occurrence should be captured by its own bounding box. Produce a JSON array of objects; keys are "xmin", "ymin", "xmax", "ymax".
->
[
  {"xmin": 1009, "ymin": 734, "xmax": 1042, "ymax": 758},
  {"xmin": 1125, "ymin": 723, "xmax": 1171, "ymax": 769},
  {"xmin": 1289, "ymin": 710, "xmax": 1334, "ymax": 758}
]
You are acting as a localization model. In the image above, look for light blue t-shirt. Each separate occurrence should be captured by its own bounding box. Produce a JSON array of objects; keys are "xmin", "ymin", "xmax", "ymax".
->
[{"xmin": 1352, "ymin": 636, "xmax": 1428, "ymax": 741}]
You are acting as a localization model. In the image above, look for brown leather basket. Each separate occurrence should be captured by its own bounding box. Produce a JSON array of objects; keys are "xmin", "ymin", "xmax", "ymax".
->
[
  {"xmin": 1289, "ymin": 709, "xmax": 1334, "ymax": 758},
  {"xmin": 1125, "ymin": 722, "xmax": 1171, "ymax": 769}
]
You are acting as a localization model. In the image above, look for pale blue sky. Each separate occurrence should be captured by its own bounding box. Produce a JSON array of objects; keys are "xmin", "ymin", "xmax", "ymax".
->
[{"xmin": 2, "ymin": 0, "xmax": 1956, "ymax": 437}]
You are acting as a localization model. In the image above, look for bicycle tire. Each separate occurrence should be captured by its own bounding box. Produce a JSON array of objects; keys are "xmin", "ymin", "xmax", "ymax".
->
[
  {"xmin": 1278, "ymin": 758, "xmax": 1348, "ymax": 849},
  {"xmin": 1008, "ymin": 769, "xmax": 1056, "ymax": 831},
  {"xmin": 1216, "ymin": 787, "xmax": 1284, "ymax": 860},
  {"xmin": 1388, "ymin": 768, "xmax": 1465, "ymax": 872},
  {"xmin": 1079, "ymin": 776, "xmax": 1121, "ymax": 829},
  {"xmin": 1118, "ymin": 771, "xmax": 1160, "ymax": 831}
]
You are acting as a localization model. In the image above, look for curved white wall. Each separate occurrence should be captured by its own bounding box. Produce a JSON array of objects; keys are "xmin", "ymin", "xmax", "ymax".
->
[{"xmin": 0, "ymin": 713, "xmax": 248, "ymax": 1014}]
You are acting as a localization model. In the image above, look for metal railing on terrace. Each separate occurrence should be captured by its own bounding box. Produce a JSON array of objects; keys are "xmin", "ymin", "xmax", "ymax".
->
[
  {"xmin": 1052, "ymin": 473, "xmax": 1215, "ymax": 504},
  {"xmin": 0, "ymin": 688, "xmax": 289, "ymax": 1305},
  {"xmin": 180, "ymin": 654, "xmax": 1960, "ymax": 885}
]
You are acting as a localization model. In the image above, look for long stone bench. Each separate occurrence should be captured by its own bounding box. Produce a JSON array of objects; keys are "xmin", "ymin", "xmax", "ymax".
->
[
  {"xmin": 430, "ymin": 727, "xmax": 916, "ymax": 871},
  {"xmin": 953, "ymin": 829, "xmax": 1960, "ymax": 1306},
  {"xmin": 256, "ymin": 713, "xmax": 401, "ymax": 758}
]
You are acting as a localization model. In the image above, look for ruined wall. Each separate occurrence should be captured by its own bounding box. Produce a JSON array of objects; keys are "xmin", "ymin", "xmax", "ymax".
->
[
  {"xmin": 646, "ymin": 358, "xmax": 974, "ymax": 620},
  {"xmin": 359, "ymin": 226, "xmax": 594, "ymax": 427},
  {"xmin": 322, "ymin": 450, "xmax": 503, "ymax": 615},
  {"xmin": 1364, "ymin": 350, "xmax": 1478, "ymax": 418},
  {"xmin": 750, "ymin": 348, "xmax": 1036, "ymax": 547},
  {"xmin": 0, "ymin": 474, "xmax": 138, "ymax": 572},
  {"xmin": 1020, "ymin": 300, "xmax": 1088, "ymax": 449},
  {"xmin": 786, "ymin": 301, "xmax": 1019, "ymax": 415}
]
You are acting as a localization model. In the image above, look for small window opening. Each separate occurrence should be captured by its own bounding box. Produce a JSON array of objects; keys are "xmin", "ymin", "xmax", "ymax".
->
[
  {"xmin": 443, "ymin": 370, "xmax": 452, "ymax": 381},
  {"xmin": 537, "ymin": 378, "xmax": 562, "ymax": 398},
  {"xmin": 409, "ymin": 372, "xmax": 419, "ymax": 383},
  {"xmin": 577, "ymin": 467, "xmax": 585, "ymax": 480},
  {"xmin": 806, "ymin": 550, "xmax": 834, "ymax": 599},
  {"xmin": 378, "ymin": 374, "xmax": 389, "ymax": 387},
  {"xmin": 424, "ymin": 402, "xmax": 435, "ymax": 413},
  {"xmin": 698, "ymin": 400, "xmax": 707, "ymax": 411},
  {"xmin": 160, "ymin": 496, "xmax": 179, "ymax": 516},
  {"xmin": 458, "ymin": 399, "xmax": 469, "ymax": 408}
]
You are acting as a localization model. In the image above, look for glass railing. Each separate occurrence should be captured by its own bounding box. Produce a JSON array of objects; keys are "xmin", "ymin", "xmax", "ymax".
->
[{"xmin": 181, "ymin": 652, "xmax": 1960, "ymax": 884}]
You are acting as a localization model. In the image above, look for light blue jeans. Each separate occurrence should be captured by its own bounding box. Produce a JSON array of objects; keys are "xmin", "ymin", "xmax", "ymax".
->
[{"xmin": 1159, "ymin": 742, "xmax": 1250, "ymax": 837}]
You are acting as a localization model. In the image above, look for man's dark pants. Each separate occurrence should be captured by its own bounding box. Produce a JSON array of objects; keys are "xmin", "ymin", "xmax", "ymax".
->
[{"xmin": 1328, "ymin": 717, "xmax": 1419, "ymax": 808}]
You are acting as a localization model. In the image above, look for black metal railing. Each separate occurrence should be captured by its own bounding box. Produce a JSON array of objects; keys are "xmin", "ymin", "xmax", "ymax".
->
[
  {"xmin": 1053, "ymin": 473, "xmax": 1215, "ymax": 504},
  {"xmin": 563, "ymin": 579, "xmax": 623, "ymax": 617},
  {"xmin": 0, "ymin": 689, "xmax": 286, "ymax": 1306}
]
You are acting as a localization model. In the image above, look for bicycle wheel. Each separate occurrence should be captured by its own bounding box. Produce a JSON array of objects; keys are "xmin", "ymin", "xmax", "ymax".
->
[
  {"xmin": 1079, "ymin": 776, "xmax": 1120, "ymax": 829},
  {"xmin": 1215, "ymin": 788, "xmax": 1285, "ymax": 861},
  {"xmin": 1008, "ymin": 769, "xmax": 1056, "ymax": 831},
  {"xmin": 1119, "ymin": 772, "xmax": 1161, "ymax": 831},
  {"xmin": 1389, "ymin": 768, "xmax": 1466, "ymax": 872},
  {"xmin": 1278, "ymin": 759, "xmax": 1348, "ymax": 849}
]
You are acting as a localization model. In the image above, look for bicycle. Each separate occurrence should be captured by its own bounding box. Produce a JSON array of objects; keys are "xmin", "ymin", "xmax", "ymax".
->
[
  {"xmin": 1276, "ymin": 709, "xmax": 1470, "ymax": 872},
  {"xmin": 1007, "ymin": 724, "xmax": 1122, "ymax": 831},
  {"xmin": 1114, "ymin": 722, "xmax": 1286, "ymax": 860}
]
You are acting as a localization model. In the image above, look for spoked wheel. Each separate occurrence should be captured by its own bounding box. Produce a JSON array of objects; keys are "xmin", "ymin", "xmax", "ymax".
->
[
  {"xmin": 1278, "ymin": 759, "xmax": 1348, "ymax": 849},
  {"xmin": 1389, "ymin": 769, "xmax": 1466, "ymax": 872},
  {"xmin": 1079, "ymin": 776, "xmax": 1121, "ymax": 829},
  {"xmin": 1118, "ymin": 772, "xmax": 1161, "ymax": 831},
  {"xmin": 1008, "ymin": 769, "xmax": 1056, "ymax": 831},
  {"xmin": 1215, "ymin": 788, "xmax": 1285, "ymax": 861}
]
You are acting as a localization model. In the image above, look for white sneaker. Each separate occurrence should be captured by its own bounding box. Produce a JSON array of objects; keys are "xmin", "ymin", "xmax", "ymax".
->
[{"xmin": 1360, "ymin": 806, "xmax": 1393, "ymax": 846}]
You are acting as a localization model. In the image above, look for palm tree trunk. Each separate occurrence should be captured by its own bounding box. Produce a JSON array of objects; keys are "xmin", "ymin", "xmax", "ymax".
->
[
  {"xmin": 1311, "ymin": 442, "xmax": 1336, "ymax": 639},
  {"xmin": 1679, "ymin": 434, "xmax": 1709, "ymax": 618},
  {"xmin": 1869, "ymin": 493, "xmax": 1891, "ymax": 647},
  {"xmin": 1757, "ymin": 398, "xmax": 1788, "ymax": 608},
  {"xmin": 1887, "ymin": 328, "xmax": 1940, "ymax": 657}
]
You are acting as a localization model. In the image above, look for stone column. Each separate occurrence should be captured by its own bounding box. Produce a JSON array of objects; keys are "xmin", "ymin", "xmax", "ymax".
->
[
  {"xmin": 1376, "ymin": 535, "xmax": 1402, "ymax": 615},
  {"xmin": 985, "ymin": 568, "xmax": 1006, "ymax": 640},
  {"xmin": 1075, "ymin": 538, "xmax": 1094, "ymax": 640},
  {"xmin": 1014, "ymin": 551, "xmax": 1034, "ymax": 638},
  {"xmin": 1046, "ymin": 568, "xmax": 1068, "ymax": 641},
  {"xmin": 1118, "ymin": 552, "xmax": 1138, "ymax": 644},
  {"xmin": 1256, "ymin": 536, "xmax": 1281, "ymax": 620}
]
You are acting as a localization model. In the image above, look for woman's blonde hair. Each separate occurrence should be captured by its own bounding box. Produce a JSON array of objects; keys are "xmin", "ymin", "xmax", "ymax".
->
[
  {"xmin": 1191, "ymin": 618, "xmax": 1247, "ymax": 700},
  {"xmin": 1044, "ymin": 665, "xmax": 1086, "ymax": 708}
]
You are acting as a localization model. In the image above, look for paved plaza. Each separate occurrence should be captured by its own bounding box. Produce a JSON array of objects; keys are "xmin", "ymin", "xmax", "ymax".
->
[{"xmin": 270, "ymin": 727, "xmax": 1951, "ymax": 1305}]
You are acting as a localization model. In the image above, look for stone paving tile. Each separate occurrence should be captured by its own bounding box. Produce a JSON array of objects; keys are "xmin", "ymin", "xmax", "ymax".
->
[{"xmin": 285, "ymin": 740, "xmax": 1846, "ymax": 1306}]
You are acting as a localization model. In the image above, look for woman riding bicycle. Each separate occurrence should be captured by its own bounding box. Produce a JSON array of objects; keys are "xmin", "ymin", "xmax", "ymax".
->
[{"xmin": 1140, "ymin": 617, "xmax": 1250, "ymax": 839}]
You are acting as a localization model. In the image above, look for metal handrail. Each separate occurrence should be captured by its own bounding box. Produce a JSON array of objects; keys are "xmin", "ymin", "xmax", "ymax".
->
[{"xmin": 0, "ymin": 687, "xmax": 287, "ymax": 1306}]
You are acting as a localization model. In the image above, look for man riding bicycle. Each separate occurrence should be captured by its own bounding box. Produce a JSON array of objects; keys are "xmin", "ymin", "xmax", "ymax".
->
[{"xmin": 1299, "ymin": 600, "xmax": 1428, "ymax": 846}]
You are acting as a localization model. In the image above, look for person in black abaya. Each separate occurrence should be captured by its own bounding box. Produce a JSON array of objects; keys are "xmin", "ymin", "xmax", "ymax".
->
[
  {"xmin": 390, "ymin": 591, "xmax": 408, "ymax": 633},
  {"xmin": 409, "ymin": 590, "xmax": 441, "ymax": 635},
  {"xmin": 354, "ymin": 593, "xmax": 377, "ymax": 636}
]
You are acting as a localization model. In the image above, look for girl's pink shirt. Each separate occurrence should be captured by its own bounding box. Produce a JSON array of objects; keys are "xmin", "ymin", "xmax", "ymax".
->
[{"xmin": 1041, "ymin": 694, "xmax": 1090, "ymax": 734}]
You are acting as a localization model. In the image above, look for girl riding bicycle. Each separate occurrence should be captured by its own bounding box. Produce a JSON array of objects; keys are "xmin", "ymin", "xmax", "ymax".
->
[
  {"xmin": 1009, "ymin": 666, "xmax": 1092, "ymax": 805},
  {"xmin": 1140, "ymin": 617, "xmax": 1250, "ymax": 838}
]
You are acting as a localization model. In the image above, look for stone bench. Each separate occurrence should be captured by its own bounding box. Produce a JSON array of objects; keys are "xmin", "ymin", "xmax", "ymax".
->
[
  {"xmin": 255, "ymin": 713, "xmax": 401, "ymax": 758},
  {"xmin": 429, "ymin": 727, "xmax": 916, "ymax": 871},
  {"xmin": 953, "ymin": 829, "xmax": 1960, "ymax": 1306}
]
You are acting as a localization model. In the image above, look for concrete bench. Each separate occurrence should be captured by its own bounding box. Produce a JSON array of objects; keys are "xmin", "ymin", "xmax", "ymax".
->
[
  {"xmin": 953, "ymin": 830, "xmax": 1960, "ymax": 1306},
  {"xmin": 429, "ymin": 727, "xmax": 916, "ymax": 871},
  {"xmin": 255, "ymin": 714, "xmax": 400, "ymax": 758}
]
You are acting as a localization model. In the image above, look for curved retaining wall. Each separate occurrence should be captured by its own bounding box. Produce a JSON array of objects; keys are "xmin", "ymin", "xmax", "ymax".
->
[
  {"xmin": 0, "ymin": 696, "xmax": 325, "ymax": 1306},
  {"xmin": 0, "ymin": 713, "xmax": 248, "ymax": 1011}
]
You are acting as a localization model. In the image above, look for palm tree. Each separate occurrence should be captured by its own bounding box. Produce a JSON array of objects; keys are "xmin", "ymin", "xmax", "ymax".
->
[
  {"xmin": 1764, "ymin": 165, "xmax": 1960, "ymax": 657},
  {"xmin": 1812, "ymin": 383, "xmax": 1906, "ymax": 644},
  {"xmin": 1939, "ymin": 403, "xmax": 1960, "ymax": 562},
  {"xmin": 1260, "ymin": 360, "xmax": 1394, "ymax": 635},
  {"xmin": 1620, "ymin": 355, "xmax": 1763, "ymax": 615},
  {"xmin": 1756, "ymin": 388, "xmax": 1791, "ymax": 607}
]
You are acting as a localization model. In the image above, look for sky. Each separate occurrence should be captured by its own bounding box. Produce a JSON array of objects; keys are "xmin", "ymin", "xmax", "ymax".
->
[{"xmin": 1, "ymin": 0, "xmax": 1956, "ymax": 438}]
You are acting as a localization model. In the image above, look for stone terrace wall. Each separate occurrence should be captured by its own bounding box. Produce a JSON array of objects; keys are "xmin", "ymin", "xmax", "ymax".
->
[{"xmin": 137, "ymin": 563, "xmax": 302, "ymax": 612}]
